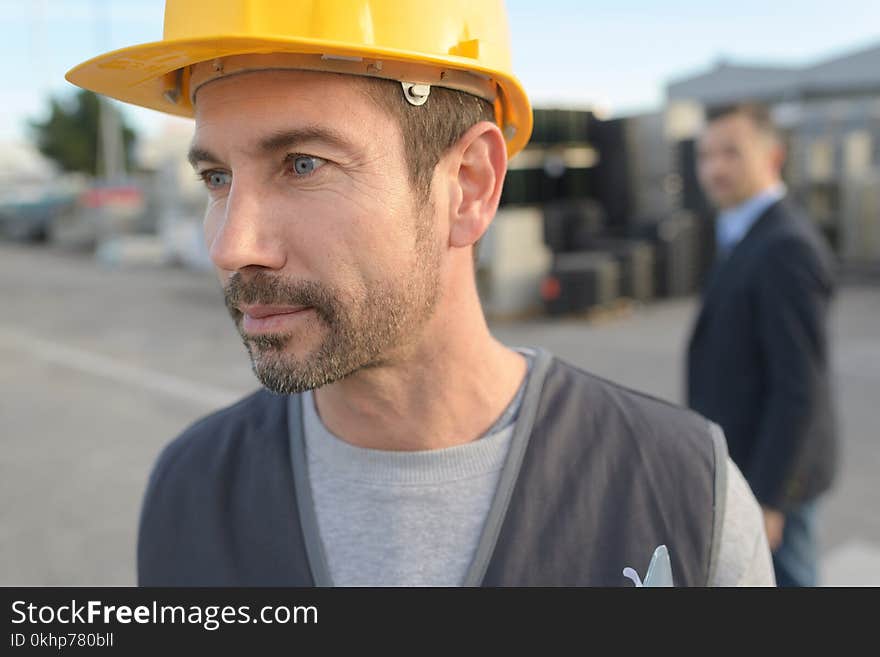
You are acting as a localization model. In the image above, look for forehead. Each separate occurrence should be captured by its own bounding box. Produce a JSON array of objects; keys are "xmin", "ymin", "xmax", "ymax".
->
[{"xmin": 192, "ymin": 69, "xmax": 395, "ymax": 149}]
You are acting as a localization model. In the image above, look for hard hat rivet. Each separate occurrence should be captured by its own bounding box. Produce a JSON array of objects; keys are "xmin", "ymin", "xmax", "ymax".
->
[{"xmin": 402, "ymin": 82, "xmax": 430, "ymax": 106}]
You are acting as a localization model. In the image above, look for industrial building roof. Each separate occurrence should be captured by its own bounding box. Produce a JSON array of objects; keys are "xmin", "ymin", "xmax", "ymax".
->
[{"xmin": 667, "ymin": 41, "xmax": 880, "ymax": 105}]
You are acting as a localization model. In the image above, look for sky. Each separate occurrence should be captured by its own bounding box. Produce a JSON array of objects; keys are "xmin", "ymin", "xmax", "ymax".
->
[{"xmin": 2, "ymin": 0, "xmax": 880, "ymax": 144}]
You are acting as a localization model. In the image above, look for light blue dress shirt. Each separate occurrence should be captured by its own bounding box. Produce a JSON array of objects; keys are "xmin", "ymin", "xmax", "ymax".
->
[{"xmin": 716, "ymin": 183, "xmax": 786, "ymax": 255}]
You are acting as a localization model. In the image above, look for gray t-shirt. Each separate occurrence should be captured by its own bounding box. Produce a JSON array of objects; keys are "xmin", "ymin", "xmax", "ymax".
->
[{"xmin": 303, "ymin": 355, "xmax": 774, "ymax": 587}]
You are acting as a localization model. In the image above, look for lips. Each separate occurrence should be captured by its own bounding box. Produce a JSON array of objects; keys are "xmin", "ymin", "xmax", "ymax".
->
[{"xmin": 240, "ymin": 304, "xmax": 312, "ymax": 333}]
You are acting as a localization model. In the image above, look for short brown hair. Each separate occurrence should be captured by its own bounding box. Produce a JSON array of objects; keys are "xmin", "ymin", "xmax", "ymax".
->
[
  {"xmin": 706, "ymin": 102, "xmax": 779, "ymax": 141},
  {"xmin": 358, "ymin": 78, "xmax": 497, "ymax": 202}
]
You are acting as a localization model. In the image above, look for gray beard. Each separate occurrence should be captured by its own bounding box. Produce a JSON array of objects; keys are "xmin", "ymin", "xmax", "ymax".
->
[
  {"xmin": 226, "ymin": 218, "xmax": 441, "ymax": 394},
  {"xmin": 240, "ymin": 286, "xmax": 414, "ymax": 394}
]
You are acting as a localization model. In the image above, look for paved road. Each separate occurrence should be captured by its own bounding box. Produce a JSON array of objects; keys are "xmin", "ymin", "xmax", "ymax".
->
[{"xmin": 1, "ymin": 242, "xmax": 878, "ymax": 585}]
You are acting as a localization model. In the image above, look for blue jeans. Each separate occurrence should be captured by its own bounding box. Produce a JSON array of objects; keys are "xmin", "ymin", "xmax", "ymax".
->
[{"xmin": 772, "ymin": 499, "xmax": 819, "ymax": 587}]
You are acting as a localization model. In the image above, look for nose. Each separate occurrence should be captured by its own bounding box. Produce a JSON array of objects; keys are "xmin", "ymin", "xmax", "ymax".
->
[{"xmin": 206, "ymin": 179, "xmax": 286, "ymax": 273}]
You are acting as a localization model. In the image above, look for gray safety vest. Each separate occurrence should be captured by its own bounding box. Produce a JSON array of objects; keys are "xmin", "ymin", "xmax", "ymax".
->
[{"xmin": 139, "ymin": 349, "xmax": 727, "ymax": 586}]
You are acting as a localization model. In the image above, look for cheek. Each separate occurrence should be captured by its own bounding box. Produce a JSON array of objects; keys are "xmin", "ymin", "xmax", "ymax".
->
[
  {"xmin": 697, "ymin": 160, "xmax": 712, "ymax": 182},
  {"xmin": 202, "ymin": 199, "xmax": 225, "ymax": 246},
  {"xmin": 261, "ymin": 191, "xmax": 382, "ymax": 291},
  {"xmin": 729, "ymin": 160, "xmax": 754, "ymax": 186},
  {"xmin": 326, "ymin": 187, "xmax": 420, "ymax": 269},
  {"xmin": 715, "ymin": 157, "xmax": 745, "ymax": 183},
  {"xmin": 744, "ymin": 154, "xmax": 768, "ymax": 178}
]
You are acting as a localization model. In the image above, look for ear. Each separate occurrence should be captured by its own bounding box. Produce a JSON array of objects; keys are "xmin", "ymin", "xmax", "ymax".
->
[
  {"xmin": 771, "ymin": 140, "xmax": 787, "ymax": 173},
  {"xmin": 445, "ymin": 121, "xmax": 507, "ymax": 249}
]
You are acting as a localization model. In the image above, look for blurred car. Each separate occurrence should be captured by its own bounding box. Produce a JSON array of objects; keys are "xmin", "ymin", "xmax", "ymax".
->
[
  {"xmin": 50, "ymin": 180, "xmax": 148, "ymax": 250},
  {"xmin": 0, "ymin": 185, "xmax": 77, "ymax": 242}
]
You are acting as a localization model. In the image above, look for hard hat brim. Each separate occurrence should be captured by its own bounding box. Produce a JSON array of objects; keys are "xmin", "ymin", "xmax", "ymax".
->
[{"xmin": 65, "ymin": 35, "xmax": 532, "ymax": 156}]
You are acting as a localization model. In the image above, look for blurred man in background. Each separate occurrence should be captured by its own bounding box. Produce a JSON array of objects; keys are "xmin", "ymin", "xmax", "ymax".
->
[{"xmin": 687, "ymin": 103, "xmax": 839, "ymax": 586}]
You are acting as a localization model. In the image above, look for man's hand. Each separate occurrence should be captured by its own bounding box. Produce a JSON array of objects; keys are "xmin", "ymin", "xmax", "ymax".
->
[{"xmin": 762, "ymin": 507, "xmax": 786, "ymax": 552}]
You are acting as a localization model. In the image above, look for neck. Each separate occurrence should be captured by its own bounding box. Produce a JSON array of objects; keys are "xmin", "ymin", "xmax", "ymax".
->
[
  {"xmin": 724, "ymin": 179, "xmax": 784, "ymax": 211},
  {"xmin": 752, "ymin": 179, "xmax": 784, "ymax": 199},
  {"xmin": 312, "ymin": 263, "xmax": 527, "ymax": 452}
]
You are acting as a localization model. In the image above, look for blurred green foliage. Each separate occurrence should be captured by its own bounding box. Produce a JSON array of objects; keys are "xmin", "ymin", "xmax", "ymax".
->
[{"xmin": 29, "ymin": 90, "xmax": 137, "ymax": 177}]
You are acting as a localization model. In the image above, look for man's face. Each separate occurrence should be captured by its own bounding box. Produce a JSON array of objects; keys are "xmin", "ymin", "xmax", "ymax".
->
[
  {"xmin": 696, "ymin": 114, "xmax": 781, "ymax": 210},
  {"xmin": 190, "ymin": 70, "xmax": 442, "ymax": 393}
]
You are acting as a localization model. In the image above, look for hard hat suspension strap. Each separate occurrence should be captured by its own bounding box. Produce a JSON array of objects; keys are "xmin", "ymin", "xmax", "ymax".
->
[{"xmin": 187, "ymin": 53, "xmax": 495, "ymax": 109}]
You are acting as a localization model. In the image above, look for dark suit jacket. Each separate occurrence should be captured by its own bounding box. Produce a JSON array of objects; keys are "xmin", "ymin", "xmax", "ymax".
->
[{"xmin": 687, "ymin": 200, "xmax": 838, "ymax": 511}]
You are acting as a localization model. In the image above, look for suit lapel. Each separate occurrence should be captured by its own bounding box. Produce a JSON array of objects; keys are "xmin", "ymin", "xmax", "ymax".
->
[{"xmin": 691, "ymin": 200, "xmax": 784, "ymax": 338}]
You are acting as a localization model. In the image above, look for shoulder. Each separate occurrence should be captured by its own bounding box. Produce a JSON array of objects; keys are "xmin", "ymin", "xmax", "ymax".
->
[
  {"xmin": 536, "ymin": 356, "xmax": 725, "ymax": 584},
  {"xmin": 544, "ymin": 357, "xmax": 721, "ymax": 458},
  {"xmin": 759, "ymin": 203, "xmax": 834, "ymax": 269},
  {"xmin": 758, "ymin": 237, "xmax": 835, "ymax": 296},
  {"xmin": 712, "ymin": 457, "xmax": 775, "ymax": 586},
  {"xmin": 738, "ymin": 203, "xmax": 834, "ymax": 296},
  {"xmin": 548, "ymin": 356, "xmax": 715, "ymax": 428},
  {"xmin": 146, "ymin": 388, "xmax": 288, "ymax": 493}
]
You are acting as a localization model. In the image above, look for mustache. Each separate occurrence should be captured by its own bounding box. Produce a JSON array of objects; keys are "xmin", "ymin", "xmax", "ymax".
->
[{"xmin": 223, "ymin": 271, "xmax": 339, "ymax": 325}]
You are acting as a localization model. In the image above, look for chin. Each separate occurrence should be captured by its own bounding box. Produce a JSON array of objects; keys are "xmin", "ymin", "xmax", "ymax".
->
[{"xmin": 708, "ymin": 194, "xmax": 735, "ymax": 210}]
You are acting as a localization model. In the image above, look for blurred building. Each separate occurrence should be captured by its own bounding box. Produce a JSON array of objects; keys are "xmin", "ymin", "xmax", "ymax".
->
[
  {"xmin": 131, "ymin": 118, "xmax": 212, "ymax": 270},
  {"xmin": 667, "ymin": 42, "xmax": 880, "ymax": 268},
  {"xmin": 482, "ymin": 107, "xmax": 700, "ymax": 319}
]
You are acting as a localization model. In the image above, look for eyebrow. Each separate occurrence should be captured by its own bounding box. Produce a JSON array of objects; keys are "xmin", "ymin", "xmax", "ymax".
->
[
  {"xmin": 258, "ymin": 126, "xmax": 355, "ymax": 155},
  {"xmin": 187, "ymin": 145, "xmax": 218, "ymax": 168},
  {"xmin": 187, "ymin": 125, "xmax": 356, "ymax": 168}
]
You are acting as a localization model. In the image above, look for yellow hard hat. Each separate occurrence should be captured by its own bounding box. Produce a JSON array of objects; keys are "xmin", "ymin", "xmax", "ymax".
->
[{"xmin": 65, "ymin": 0, "xmax": 533, "ymax": 156}]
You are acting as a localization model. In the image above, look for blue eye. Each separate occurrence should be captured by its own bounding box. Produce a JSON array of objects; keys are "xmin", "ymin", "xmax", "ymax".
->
[
  {"xmin": 200, "ymin": 170, "xmax": 231, "ymax": 190},
  {"xmin": 288, "ymin": 155, "xmax": 326, "ymax": 176}
]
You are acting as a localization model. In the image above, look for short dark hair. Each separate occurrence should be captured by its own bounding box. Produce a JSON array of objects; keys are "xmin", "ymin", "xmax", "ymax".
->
[
  {"xmin": 705, "ymin": 102, "xmax": 779, "ymax": 141},
  {"xmin": 358, "ymin": 78, "xmax": 497, "ymax": 202},
  {"xmin": 358, "ymin": 77, "xmax": 497, "ymax": 264}
]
